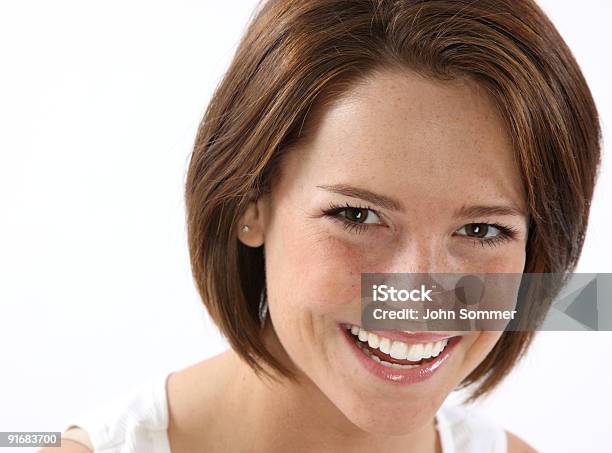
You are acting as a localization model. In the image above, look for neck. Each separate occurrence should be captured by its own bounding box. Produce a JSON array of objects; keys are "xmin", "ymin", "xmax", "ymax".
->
[
  {"xmin": 169, "ymin": 326, "xmax": 441, "ymax": 453},
  {"xmin": 220, "ymin": 326, "xmax": 442, "ymax": 453}
]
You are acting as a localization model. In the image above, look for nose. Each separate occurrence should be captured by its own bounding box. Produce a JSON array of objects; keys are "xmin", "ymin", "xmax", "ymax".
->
[
  {"xmin": 374, "ymin": 241, "xmax": 470, "ymax": 323},
  {"xmin": 383, "ymin": 238, "xmax": 474, "ymax": 296},
  {"xmin": 387, "ymin": 239, "xmax": 455, "ymax": 274}
]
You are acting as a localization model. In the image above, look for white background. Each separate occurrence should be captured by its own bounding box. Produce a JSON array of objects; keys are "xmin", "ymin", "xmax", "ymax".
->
[{"xmin": 0, "ymin": 1, "xmax": 610, "ymax": 452}]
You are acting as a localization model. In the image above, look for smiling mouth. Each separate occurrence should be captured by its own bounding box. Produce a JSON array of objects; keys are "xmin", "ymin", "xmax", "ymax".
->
[{"xmin": 343, "ymin": 323, "xmax": 455, "ymax": 369}]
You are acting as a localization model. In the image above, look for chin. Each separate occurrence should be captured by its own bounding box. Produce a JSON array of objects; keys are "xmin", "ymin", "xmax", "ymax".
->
[
  {"xmin": 302, "ymin": 322, "xmax": 469, "ymax": 435},
  {"xmin": 334, "ymin": 391, "xmax": 442, "ymax": 435}
]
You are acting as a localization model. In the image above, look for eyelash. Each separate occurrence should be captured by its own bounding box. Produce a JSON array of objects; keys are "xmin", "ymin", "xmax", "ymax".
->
[{"xmin": 321, "ymin": 202, "xmax": 518, "ymax": 248}]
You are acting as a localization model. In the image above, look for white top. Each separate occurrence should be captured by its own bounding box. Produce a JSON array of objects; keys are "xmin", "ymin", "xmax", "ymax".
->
[{"xmin": 63, "ymin": 371, "xmax": 507, "ymax": 453}]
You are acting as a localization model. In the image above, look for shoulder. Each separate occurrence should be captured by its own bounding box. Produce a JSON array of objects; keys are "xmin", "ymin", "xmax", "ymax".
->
[
  {"xmin": 506, "ymin": 430, "xmax": 538, "ymax": 453},
  {"xmin": 51, "ymin": 372, "xmax": 172, "ymax": 452},
  {"xmin": 36, "ymin": 427, "xmax": 92, "ymax": 452},
  {"xmin": 437, "ymin": 404, "xmax": 532, "ymax": 453}
]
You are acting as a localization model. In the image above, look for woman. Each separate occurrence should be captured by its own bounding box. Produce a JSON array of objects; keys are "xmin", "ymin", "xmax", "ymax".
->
[{"xmin": 53, "ymin": 0, "xmax": 601, "ymax": 452}]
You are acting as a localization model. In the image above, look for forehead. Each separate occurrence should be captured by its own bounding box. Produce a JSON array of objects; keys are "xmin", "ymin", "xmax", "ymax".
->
[{"xmin": 280, "ymin": 68, "xmax": 526, "ymax": 213}]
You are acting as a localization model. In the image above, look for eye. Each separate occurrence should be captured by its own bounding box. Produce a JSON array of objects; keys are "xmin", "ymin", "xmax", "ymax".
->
[
  {"xmin": 341, "ymin": 207, "xmax": 381, "ymax": 224},
  {"xmin": 456, "ymin": 222, "xmax": 517, "ymax": 247},
  {"xmin": 321, "ymin": 202, "xmax": 383, "ymax": 234},
  {"xmin": 459, "ymin": 223, "xmax": 498, "ymax": 238}
]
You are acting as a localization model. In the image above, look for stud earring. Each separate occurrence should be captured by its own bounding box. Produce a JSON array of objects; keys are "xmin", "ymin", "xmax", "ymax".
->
[{"xmin": 241, "ymin": 224, "xmax": 251, "ymax": 233}]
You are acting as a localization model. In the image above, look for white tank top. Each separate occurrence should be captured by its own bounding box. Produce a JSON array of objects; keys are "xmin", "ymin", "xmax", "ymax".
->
[{"xmin": 63, "ymin": 370, "xmax": 507, "ymax": 453}]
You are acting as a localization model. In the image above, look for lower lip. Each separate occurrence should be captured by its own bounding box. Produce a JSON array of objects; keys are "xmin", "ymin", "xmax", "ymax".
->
[{"xmin": 340, "ymin": 324, "xmax": 460, "ymax": 385}]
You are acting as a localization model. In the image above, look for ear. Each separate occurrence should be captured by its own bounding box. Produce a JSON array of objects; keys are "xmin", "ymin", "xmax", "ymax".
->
[{"xmin": 237, "ymin": 195, "xmax": 268, "ymax": 248}]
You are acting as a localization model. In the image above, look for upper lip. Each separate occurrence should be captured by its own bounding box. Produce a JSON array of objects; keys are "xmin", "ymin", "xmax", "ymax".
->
[{"xmin": 344, "ymin": 323, "xmax": 458, "ymax": 344}]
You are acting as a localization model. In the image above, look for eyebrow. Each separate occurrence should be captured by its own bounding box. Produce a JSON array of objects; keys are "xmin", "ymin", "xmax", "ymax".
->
[
  {"xmin": 316, "ymin": 184, "xmax": 404, "ymax": 211},
  {"xmin": 316, "ymin": 183, "xmax": 527, "ymax": 219},
  {"xmin": 453, "ymin": 204, "xmax": 527, "ymax": 219}
]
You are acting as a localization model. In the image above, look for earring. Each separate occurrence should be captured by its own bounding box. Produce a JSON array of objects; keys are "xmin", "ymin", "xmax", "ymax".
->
[
  {"xmin": 241, "ymin": 224, "xmax": 251, "ymax": 233},
  {"xmin": 258, "ymin": 285, "xmax": 268, "ymax": 328}
]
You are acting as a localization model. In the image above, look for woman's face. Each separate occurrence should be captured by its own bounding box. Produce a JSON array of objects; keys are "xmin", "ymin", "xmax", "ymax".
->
[{"xmin": 246, "ymin": 69, "xmax": 528, "ymax": 434}]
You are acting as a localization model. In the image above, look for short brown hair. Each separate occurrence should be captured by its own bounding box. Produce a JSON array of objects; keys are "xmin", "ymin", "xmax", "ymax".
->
[{"xmin": 185, "ymin": 0, "xmax": 601, "ymax": 398}]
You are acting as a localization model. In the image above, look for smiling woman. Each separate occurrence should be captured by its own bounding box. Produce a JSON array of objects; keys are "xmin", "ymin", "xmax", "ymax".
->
[
  {"xmin": 50, "ymin": 0, "xmax": 601, "ymax": 452},
  {"xmin": 229, "ymin": 67, "xmax": 531, "ymax": 437}
]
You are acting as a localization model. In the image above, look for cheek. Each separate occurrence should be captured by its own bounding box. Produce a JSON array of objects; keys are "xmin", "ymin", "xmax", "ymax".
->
[
  {"xmin": 489, "ymin": 249, "xmax": 526, "ymax": 273},
  {"xmin": 454, "ymin": 239, "xmax": 526, "ymax": 274},
  {"xmin": 459, "ymin": 331, "xmax": 503, "ymax": 379},
  {"xmin": 266, "ymin": 219, "xmax": 369, "ymax": 319}
]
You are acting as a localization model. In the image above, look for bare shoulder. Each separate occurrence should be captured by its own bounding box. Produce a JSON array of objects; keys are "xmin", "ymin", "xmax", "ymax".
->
[
  {"xmin": 37, "ymin": 427, "xmax": 93, "ymax": 453},
  {"xmin": 506, "ymin": 430, "xmax": 538, "ymax": 453}
]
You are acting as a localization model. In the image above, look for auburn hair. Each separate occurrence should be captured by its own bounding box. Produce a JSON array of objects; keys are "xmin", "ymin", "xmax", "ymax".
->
[{"xmin": 185, "ymin": 0, "xmax": 601, "ymax": 398}]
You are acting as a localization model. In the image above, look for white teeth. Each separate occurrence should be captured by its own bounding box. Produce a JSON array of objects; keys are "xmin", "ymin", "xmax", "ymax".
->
[
  {"xmin": 389, "ymin": 341, "xmax": 407, "ymax": 360},
  {"xmin": 379, "ymin": 337, "xmax": 391, "ymax": 355},
  {"xmin": 367, "ymin": 332, "xmax": 380, "ymax": 349},
  {"xmin": 431, "ymin": 340, "xmax": 448, "ymax": 357},
  {"xmin": 407, "ymin": 343, "xmax": 424, "ymax": 362},
  {"xmin": 353, "ymin": 338, "xmax": 422, "ymax": 369},
  {"xmin": 347, "ymin": 325, "xmax": 451, "ymax": 364},
  {"xmin": 358, "ymin": 329, "xmax": 369, "ymax": 342},
  {"xmin": 422, "ymin": 342, "xmax": 433, "ymax": 359}
]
